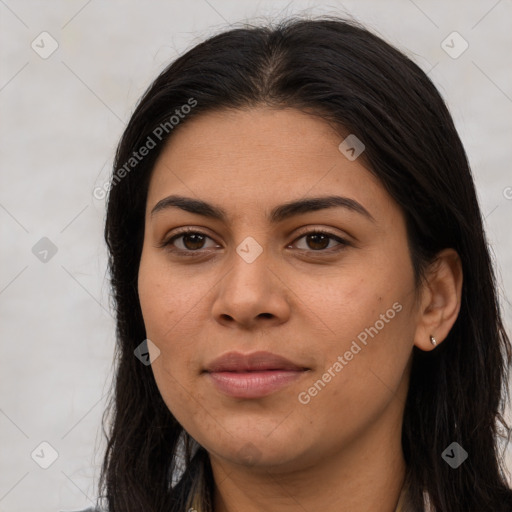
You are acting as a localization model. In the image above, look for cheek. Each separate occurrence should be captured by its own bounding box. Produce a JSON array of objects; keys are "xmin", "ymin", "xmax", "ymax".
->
[
  {"xmin": 137, "ymin": 266, "xmax": 196, "ymax": 424},
  {"xmin": 301, "ymin": 265, "xmax": 395, "ymax": 343},
  {"xmin": 296, "ymin": 298, "xmax": 411, "ymax": 445},
  {"xmin": 300, "ymin": 257, "xmax": 414, "ymax": 400},
  {"xmin": 137, "ymin": 249, "xmax": 203, "ymax": 341},
  {"xmin": 137, "ymin": 250, "xmax": 211, "ymax": 407}
]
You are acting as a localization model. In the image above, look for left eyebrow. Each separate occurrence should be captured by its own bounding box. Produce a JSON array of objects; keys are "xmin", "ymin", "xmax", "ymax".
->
[{"xmin": 150, "ymin": 194, "xmax": 376, "ymax": 224}]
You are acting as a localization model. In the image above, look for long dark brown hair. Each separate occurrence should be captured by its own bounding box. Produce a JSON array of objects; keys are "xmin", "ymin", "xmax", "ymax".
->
[{"xmin": 98, "ymin": 16, "xmax": 512, "ymax": 512}]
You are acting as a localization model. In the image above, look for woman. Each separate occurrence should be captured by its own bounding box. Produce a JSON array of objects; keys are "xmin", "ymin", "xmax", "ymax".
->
[{"xmin": 81, "ymin": 16, "xmax": 512, "ymax": 512}]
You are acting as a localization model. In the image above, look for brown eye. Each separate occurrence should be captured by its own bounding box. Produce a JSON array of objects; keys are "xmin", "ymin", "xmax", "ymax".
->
[
  {"xmin": 304, "ymin": 233, "xmax": 330, "ymax": 250},
  {"xmin": 161, "ymin": 230, "xmax": 218, "ymax": 253},
  {"xmin": 180, "ymin": 233, "xmax": 207, "ymax": 250},
  {"xmin": 292, "ymin": 231, "xmax": 348, "ymax": 252}
]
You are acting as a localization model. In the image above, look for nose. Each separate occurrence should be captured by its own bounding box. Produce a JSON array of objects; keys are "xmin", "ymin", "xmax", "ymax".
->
[{"xmin": 211, "ymin": 245, "xmax": 291, "ymax": 330}]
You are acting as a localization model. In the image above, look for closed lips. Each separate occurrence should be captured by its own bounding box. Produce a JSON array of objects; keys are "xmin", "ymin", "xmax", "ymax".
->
[
  {"xmin": 204, "ymin": 351, "xmax": 309, "ymax": 373},
  {"xmin": 204, "ymin": 351, "xmax": 310, "ymax": 399}
]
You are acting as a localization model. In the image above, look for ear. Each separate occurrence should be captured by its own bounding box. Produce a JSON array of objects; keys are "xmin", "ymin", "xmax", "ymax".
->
[{"xmin": 413, "ymin": 248, "xmax": 463, "ymax": 351}]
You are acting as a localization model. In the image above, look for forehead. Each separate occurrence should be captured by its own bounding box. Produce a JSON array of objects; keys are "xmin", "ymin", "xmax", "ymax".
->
[
  {"xmin": 146, "ymin": 107, "xmax": 391, "ymax": 223},
  {"xmin": 156, "ymin": 107, "xmax": 343, "ymax": 164}
]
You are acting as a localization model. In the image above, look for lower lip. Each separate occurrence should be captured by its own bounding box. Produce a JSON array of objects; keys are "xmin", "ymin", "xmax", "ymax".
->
[{"xmin": 206, "ymin": 370, "xmax": 306, "ymax": 399}]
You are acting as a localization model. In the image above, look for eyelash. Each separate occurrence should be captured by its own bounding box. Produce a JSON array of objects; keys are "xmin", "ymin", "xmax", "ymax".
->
[{"xmin": 157, "ymin": 227, "xmax": 350, "ymax": 257}]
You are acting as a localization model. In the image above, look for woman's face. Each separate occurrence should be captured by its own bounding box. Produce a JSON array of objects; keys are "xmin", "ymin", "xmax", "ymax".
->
[{"xmin": 138, "ymin": 107, "xmax": 421, "ymax": 472}]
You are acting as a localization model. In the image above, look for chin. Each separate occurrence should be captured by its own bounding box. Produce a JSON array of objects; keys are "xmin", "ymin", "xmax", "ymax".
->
[{"xmin": 202, "ymin": 429, "xmax": 308, "ymax": 470}]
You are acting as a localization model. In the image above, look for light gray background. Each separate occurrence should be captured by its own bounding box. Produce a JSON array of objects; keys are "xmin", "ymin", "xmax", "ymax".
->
[{"xmin": 1, "ymin": 1, "xmax": 511, "ymax": 510}]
